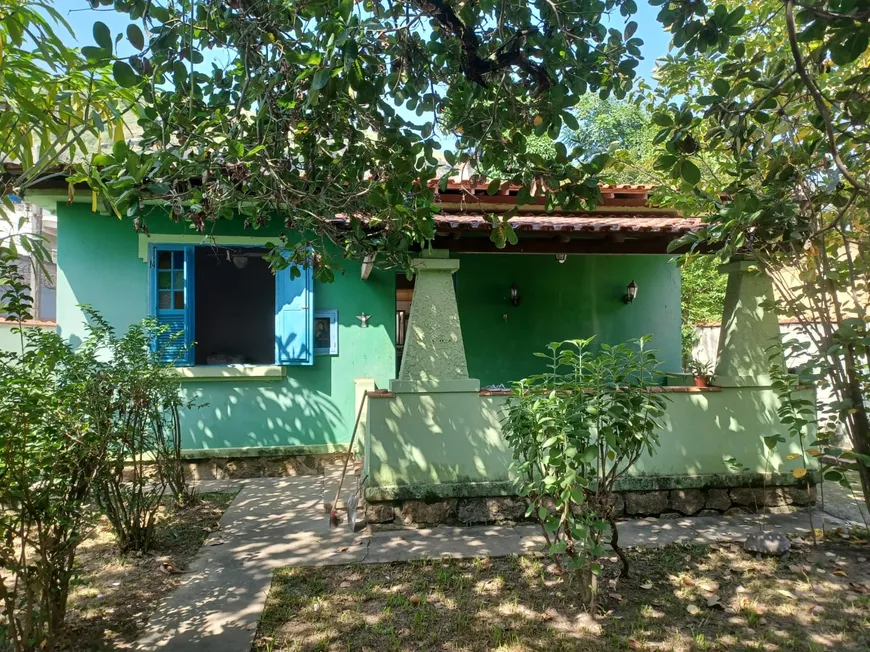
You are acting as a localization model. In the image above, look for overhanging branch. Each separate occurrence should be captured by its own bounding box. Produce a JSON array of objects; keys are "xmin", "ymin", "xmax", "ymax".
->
[{"xmin": 413, "ymin": 0, "xmax": 553, "ymax": 91}]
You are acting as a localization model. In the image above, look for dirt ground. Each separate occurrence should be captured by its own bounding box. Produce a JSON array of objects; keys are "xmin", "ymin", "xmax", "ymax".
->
[
  {"xmin": 58, "ymin": 491, "xmax": 237, "ymax": 651},
  {"xmin": 255, "ymin": 529, "xmax": 870, "ymax": 652}
]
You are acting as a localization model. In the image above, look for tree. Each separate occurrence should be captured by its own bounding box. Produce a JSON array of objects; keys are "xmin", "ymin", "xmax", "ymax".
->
[
  {"xmin": 650, "ymin": 0, "xmax": 870, "ymax": 507},
  {"xmin": 77, "ymin": 0, "xmax": 647, "ymax": 276},
  {"xmin": 566, "ymin": 95, "xmax": 658, "ymax": 185},
  {"xmin": 0, "ymin": 0, "xmax": 132, "ymax": 279}
]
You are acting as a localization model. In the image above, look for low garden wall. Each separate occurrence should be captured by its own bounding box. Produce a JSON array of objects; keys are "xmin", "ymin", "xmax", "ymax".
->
[{"xmin": 363, "ymin": 385, "xmax": 818, "ymax": 524}]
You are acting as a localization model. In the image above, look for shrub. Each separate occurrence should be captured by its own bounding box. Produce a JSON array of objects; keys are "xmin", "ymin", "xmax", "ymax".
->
[
  {"xmin": 0, "ymin": 255, "xmax": 111, "ymax": 650},
  {"xmin": 0, "ymin": 251, "xmax": 194, "ymax": 647},
  {"xmin": 87, "ymin": 310, "xmax": 196, "ymax": 554},
  {"xmin": 503, "ymin": 337, "xmax": 667, "ymax": 610}
]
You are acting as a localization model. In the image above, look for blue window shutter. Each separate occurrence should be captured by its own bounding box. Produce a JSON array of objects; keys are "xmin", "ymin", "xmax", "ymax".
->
[
  {"xmin": 275, "ymin": 254, "xmax": 313, "ymax": 365},
  {"xmin": 149, "ymin": 245, "xmax": 195, "ymax": 366}
]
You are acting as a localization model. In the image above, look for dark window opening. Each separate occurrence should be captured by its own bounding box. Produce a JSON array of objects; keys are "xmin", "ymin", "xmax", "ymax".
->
[
  {"xmin": 194, "ymin": 246, "xmax": 275, "ymax": 365},
  {"xmin": 395, "ymin": 274, "xmax": 415, "ymax": 375}
]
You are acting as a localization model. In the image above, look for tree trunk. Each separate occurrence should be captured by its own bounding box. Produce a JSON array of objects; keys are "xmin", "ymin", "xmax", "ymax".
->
[
  {"xmin": 609, "ymin": 516, "xmax": 629, "ymax": 578},
  {"xmin": 844, "ymin": 351, "xmax": 870, "ymax": 509},
  {"xmin": 576, "ymin": 566, "xmax": 598, "ymax": 614}
]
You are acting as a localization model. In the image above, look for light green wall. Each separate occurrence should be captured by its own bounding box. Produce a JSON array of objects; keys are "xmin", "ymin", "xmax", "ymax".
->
[
  {"xmin": 454, "ymin": 254, "xmax": 682, "ymax": 385},
  {"xmin": 364, "ymin": 388, "xmax": 816, "ymax": 500},
  {"xmin": 56, "ymin": 204, "xmax": 396, "ymax": 451}
]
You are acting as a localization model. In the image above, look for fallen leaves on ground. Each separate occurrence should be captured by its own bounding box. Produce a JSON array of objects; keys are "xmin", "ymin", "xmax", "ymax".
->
[{"xmin": 254, "ymin": 530, "xmax": 870, "ymax": 652}]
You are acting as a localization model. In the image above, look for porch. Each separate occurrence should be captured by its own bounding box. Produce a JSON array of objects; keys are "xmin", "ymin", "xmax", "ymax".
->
[{"xmin": 362, "ymin": 183, "xmax": 816, "ymax": 520}]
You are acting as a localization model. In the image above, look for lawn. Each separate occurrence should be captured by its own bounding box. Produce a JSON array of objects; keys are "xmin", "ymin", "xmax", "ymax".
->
[
  {"xmin": 255, "ymin": 530, "xmax": 870, "ymax": 651},
  {"xmin": 58, "ymin": 490, "xmax": 237, "ymax": 651}
]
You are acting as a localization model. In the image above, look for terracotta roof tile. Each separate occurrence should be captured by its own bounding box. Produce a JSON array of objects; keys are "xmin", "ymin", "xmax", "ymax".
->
[{"xmin": 431, "ymin": 212, "xmax": 701, "ymax": 234}]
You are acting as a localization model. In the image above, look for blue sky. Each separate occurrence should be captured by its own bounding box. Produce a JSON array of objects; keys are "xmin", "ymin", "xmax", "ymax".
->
[{"xmin": 57, "ymin": 2, "xmax": 671, "ymax": 86}]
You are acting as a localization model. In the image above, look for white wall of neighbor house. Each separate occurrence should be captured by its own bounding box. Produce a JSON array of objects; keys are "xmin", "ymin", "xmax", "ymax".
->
[{"xmin": 0, "ymin": 200, "xmax": 57, "ymax": 322}]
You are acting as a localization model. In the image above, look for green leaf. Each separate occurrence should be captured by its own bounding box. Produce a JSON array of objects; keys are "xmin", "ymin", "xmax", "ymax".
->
[
  {"xmin": 652, "ymin": 113, "xmax": 673, "ymax": 127},
  {"xmin": 711, "ymin": 79, "xmax": 729, "ymax": 98},
  {"xmin": 149, "ymin": 6, "xmax": 170, "ymax": 22},
  {"xmin": 81, "ymin": 46, "xmax": 109, "ymax": 63},
  {"xmin": 681, "ymin": 160, "xmax": 701, "ymax": 185},
  {"xmin": 93, "ymin": 21, "xmax": 112, "ymax": 51},
  {"xmin": 831, "ymin": 32, "xmax": 869, "ymax": 66},
  {"xmin": 112, "ymin": 60, "xmax": 140, "ymax": 88},
  {"xmin": 311, "ymin": 68, "xmax": 331, "ymax": 90},
  {"xmin": 126, "ymin": 24, "xmax": 145, "ymax": 50}
]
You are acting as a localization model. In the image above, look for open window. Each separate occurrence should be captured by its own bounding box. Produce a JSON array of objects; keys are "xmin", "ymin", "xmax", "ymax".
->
[{"xmin": 149, "ymin": 244, "xmax": 314, "ymax": 366}]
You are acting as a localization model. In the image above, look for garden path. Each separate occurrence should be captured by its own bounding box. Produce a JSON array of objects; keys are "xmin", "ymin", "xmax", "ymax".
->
[{"xmin": 135, "ymin": 474, "xmax": 850, "ymax": 652}]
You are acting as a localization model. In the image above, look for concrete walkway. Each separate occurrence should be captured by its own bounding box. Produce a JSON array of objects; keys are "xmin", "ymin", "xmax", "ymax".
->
[{"xmin": 135, "ymin": 477, "xmax": 848, "ymax": 652}]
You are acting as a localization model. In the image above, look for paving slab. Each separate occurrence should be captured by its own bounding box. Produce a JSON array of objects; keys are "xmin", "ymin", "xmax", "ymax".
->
[{"xmin": 135, "ymin": 477, "xmax": 850, "ymax": 652}]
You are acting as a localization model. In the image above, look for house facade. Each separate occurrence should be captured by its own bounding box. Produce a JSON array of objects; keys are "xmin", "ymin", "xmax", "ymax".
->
[{"xmin": 34, "ymin": 182, "xmax": 816, "ymax": 520}]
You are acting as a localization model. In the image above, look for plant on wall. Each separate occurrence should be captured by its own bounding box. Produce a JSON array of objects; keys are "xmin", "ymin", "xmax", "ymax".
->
[{"xmin": 503, "ymin": 336, "xmax": 667, "ymax": 610}]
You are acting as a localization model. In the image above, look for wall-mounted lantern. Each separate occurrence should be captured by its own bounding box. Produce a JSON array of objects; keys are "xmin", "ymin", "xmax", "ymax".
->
[
  {"xmin": 623, "ymin": 280, "xmax": 638, "ymax": 304},
  {"xmin": 510, "ymin": 282, "xmax": 521, "ymax": 307},
  {"xmin": 555, "ymin": 254, "xmax": 567, "ymax": 264}
]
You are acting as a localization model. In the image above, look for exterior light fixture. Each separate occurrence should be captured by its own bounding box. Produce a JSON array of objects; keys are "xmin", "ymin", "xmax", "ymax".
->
[
  {"xmin": 555, "ymin": 254, "xmax": 567, "ymax": 264},
  {"xmin": 623, "ymin": 280, "xmax": 638, "ymax": 304},
  {"xmin": 510, "ymin": 282, "xmax": 520, "ymax": 307}
]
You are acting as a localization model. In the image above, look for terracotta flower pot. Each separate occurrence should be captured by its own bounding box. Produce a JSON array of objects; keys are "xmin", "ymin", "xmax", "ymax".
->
[{"xmin": 692, "ymin": 375, "xmax": 708, "ymax": 388}]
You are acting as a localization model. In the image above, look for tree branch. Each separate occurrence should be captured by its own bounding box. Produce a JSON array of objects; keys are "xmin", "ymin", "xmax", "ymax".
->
[
  {"xmin": 785, "ymin": 0, "xmax": 869, "ymax": 193},
  {"xmin": 413, "ymin": 0, "xmax": 553, "ymax": 90}
]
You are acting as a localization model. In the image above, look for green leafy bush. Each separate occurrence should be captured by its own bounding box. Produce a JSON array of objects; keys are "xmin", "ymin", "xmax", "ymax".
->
[
  {"xmin": 0, "ymin": 255, "xmax": 111, "ymax": 650},
  {"xmin": 87, "ymin": 310, "xmax": 196, "ymax": 554},
  {"xmin": 503, "ymin": 337, "xmax": 667, "ymax": 610},
  {"xmin": 0, "ymin": 252, "xmax": 193, "ymax": 648}
]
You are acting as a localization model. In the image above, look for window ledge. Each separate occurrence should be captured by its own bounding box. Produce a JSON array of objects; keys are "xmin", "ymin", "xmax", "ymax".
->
[{"xmin": 169, "ymin": 365, "xmax": 286, "ymax": 381}]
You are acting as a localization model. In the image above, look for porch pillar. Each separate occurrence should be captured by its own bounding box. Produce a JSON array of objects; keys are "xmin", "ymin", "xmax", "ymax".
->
[
  {"xmin": 714, "ymin": 257, "xmax": 783, "ymax": 387},
  {"xmin": 390, "ymin": 250, "xmax": 480, "ymax": 393}
]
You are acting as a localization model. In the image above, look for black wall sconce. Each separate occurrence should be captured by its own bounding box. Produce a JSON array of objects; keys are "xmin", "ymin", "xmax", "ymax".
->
[
  {"xmin": 622, "ymin": 281, "xmax": 637, "ymax": 303},
  {"xmin": 623, "ymin": 280, "xmax": 638, "ymax": 304},
  {"xmin": 510, "ymin": 282, "xmax": 521, "ymax": 307}
]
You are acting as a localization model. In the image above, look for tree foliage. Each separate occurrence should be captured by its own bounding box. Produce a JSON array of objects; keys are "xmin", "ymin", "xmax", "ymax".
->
[
  {"xmin": 650, "ymin": 0, "xmax": 870, "ymax": 506},
  {"xmin": 566, "ymin": 95, "xmax": 658, "ymax": 185},
  {"xmin": 77, "ymin": 0, "xmax": 647, "ymax": 275}
]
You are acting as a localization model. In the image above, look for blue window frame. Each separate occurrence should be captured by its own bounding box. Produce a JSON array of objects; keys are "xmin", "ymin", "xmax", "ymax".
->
[
  {"xmin": 149, "ymin": 244, "xmax": 195, "ymax": 366},
  {"xmin": 149, "ymin": 244, "xmax": 314, "ymax": 367},
  {"xmin": 314, "ymin": 310, "xmax": 338, "ymax": 355}
]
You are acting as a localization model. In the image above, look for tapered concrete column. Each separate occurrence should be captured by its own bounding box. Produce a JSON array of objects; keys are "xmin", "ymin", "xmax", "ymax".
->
[
  {"xmin": 390, "ymin": 250, "xmax": 480, "ymax": 393},
  {"xmin": 714, "ymin": 258, "xmax": 783, "ymax": 387}
]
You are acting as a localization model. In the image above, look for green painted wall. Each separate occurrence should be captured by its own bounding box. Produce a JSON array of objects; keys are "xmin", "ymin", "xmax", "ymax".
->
[
  {"xmin": 454, "ymin": 254, "xmax": 682, "ymax": 385},
  {"xmin": 56, "ymin": 204, "xmax": 396, "ymax": 451},
  {"xmin": 364, "ymin": 388, "xmax": 816, "ymax": 500}
]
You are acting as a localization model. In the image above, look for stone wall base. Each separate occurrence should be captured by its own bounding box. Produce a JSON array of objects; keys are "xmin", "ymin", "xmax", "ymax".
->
[
  {"xmin": 182, "ymin": 453, "xmax": 344, "ymax": 480},
  {"xmin": 365, "ymin": 485, "xmax": 816, "ymax": 526}
]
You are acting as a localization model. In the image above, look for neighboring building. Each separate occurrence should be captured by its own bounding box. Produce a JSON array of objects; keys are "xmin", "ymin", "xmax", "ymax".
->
[
  {"xmin": 30, "ymin": 181, "xmax": 815, "ymax": 522},
  {"xmin": 0, "ymin": 197, "xmax": 57, "ymax": 350}
]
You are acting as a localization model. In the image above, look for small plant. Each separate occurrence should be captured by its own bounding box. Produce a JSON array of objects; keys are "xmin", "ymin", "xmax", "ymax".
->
[
  {"xmin": 503, "ymin": 336, "xmax": 667, "ymax": 611},
  {"xmin": 685, "ymin": 356, "xmax": 714, "ymax": 387}
]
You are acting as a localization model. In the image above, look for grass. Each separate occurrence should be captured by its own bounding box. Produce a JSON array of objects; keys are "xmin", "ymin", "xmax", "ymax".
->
[
  {"xmin": 58, "ymin": 490, "xmax": 237, "ymax": 651},
  {"xmin": 255, "ymin": 530, "xmax": 870, "ymax": 651}
]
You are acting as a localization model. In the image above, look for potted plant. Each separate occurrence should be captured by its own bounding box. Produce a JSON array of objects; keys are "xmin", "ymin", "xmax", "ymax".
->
[{"xmin": 685, "ymin": 357, "xmax": 714, "ymax": 387}]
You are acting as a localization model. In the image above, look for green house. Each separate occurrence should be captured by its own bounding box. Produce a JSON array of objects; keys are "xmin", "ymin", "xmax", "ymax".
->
[{"xmin": 32, "ymin": 181, "xmax": 815, "ymax": 519}]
